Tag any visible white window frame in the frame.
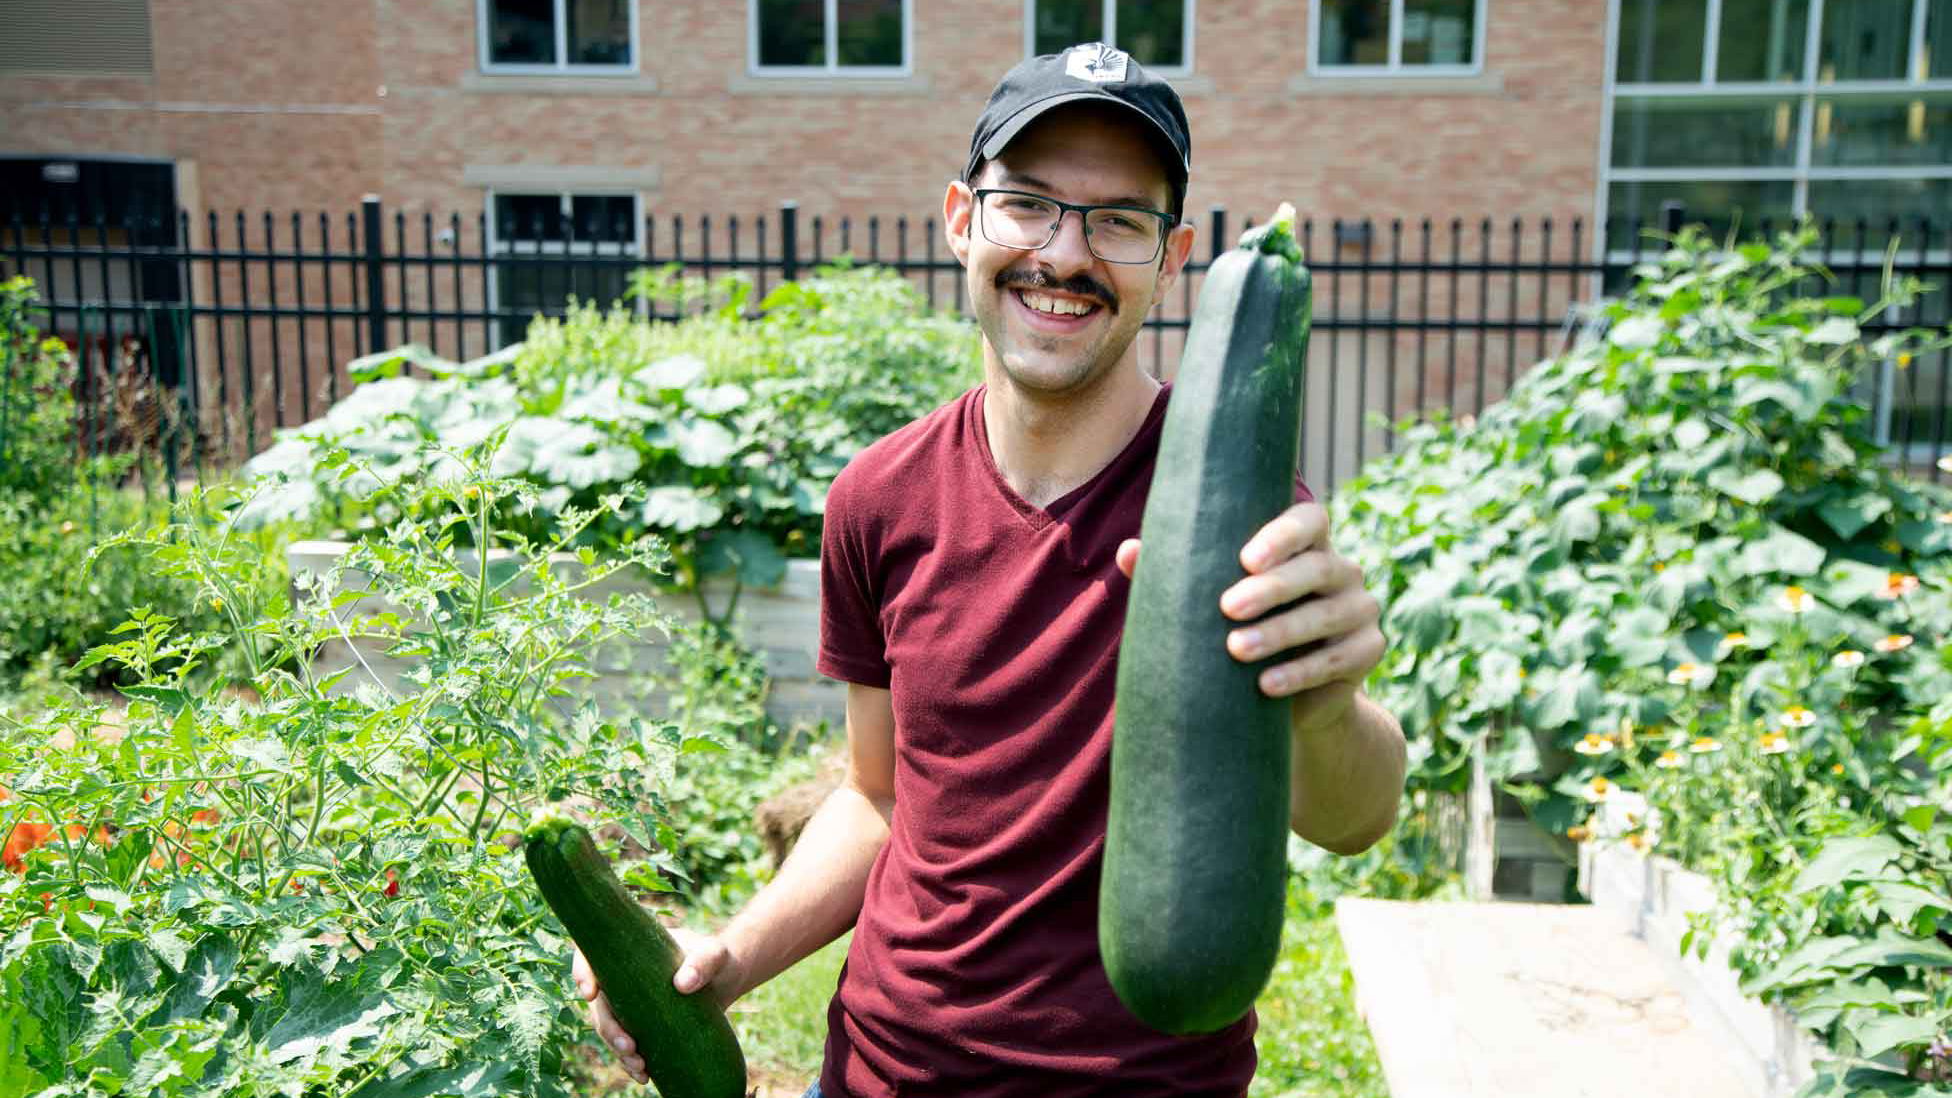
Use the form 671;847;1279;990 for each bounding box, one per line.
1020;0;1196;77
748;0;914;77
1308;0;1487;76
485;190;647;341
477;0;640;75
1596;0;1952;466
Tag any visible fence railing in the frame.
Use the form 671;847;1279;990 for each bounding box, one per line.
4;198;1949;500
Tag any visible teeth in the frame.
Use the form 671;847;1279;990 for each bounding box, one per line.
1021;291;1094;317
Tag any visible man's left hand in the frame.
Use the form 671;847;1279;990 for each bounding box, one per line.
1115;502;1384;735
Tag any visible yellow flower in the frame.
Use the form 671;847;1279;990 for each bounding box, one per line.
1781;706;1816;728
1575;732;1616;756
1877;573;1920;599
1583;776;1616;803
1689;737;1723;754
1667;663;1712;689
1626;832;1653;854
210;596;223;612
1832;650;1866;669
1760;730;1792;755
1566;825;1592;842
1831;763;1845;775
1897;353;1913;369
1655;750;1684;769
1652;561;1666;573
1721;631;1749;649
1778;586;1814;613
1874;634;1915;653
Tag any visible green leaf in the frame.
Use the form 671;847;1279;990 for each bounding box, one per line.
642;353;707;391
1708;467;1785;505
1792;835;1903;894
642;485;725;532
669;417;741;467
1862;879;1950;924
1846;1011;1939;1060
1603;606;1670;667
1825;927;1952;969
260;949;405;1067
1734;524;1826;578
1904;805;1939;834
349;1057;517;1098
1805;316;1860;344
683;383;751;415
149;933;240;1026
1816;493;1892;541
698;528;787;587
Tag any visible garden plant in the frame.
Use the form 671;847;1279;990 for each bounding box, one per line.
1333;224;1952;1093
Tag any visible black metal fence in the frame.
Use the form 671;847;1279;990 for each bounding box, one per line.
4;198;1948;499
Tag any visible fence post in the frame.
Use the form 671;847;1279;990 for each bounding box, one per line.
1659;200;1687;238
1209;206;1227;264
781;201;799;284
361;195;387;354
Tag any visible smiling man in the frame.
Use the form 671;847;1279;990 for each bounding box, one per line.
576;43;1408;1098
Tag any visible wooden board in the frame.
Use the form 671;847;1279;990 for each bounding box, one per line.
1334;898;1758;1098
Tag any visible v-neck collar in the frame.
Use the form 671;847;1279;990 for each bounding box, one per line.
969;382;1171;532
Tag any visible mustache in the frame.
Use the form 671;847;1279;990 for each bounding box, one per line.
996;268;1118;315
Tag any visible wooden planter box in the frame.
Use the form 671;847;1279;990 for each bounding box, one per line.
1577;797;1831;1098
286;540;843;729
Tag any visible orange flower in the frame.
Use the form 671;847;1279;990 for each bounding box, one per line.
1566;825;1592;842
1877;573;1920;599
4;819;54;873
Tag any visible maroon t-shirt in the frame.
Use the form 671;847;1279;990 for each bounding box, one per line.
814;383;1314;1098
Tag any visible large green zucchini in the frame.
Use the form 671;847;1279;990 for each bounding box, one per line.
524;816;747;1098
1100;204;1312;1036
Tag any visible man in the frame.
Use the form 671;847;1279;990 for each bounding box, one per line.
579;43;1407;1097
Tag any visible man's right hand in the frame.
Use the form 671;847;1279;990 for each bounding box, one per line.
572;929;740;1086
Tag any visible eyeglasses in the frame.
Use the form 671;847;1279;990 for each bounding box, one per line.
972;188;1175;265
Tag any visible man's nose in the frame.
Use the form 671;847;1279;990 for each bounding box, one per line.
1038;208;1096;273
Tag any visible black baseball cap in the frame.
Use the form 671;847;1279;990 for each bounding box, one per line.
964;42;1191;204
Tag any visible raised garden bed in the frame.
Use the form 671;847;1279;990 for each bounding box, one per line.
286;539;840;728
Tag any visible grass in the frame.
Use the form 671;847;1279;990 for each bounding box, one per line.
723;879;1388;1096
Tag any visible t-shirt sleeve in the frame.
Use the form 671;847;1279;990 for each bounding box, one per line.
816;463;893;688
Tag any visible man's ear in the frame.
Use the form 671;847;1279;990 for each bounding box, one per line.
944;180;975;268
1154;219;1197;298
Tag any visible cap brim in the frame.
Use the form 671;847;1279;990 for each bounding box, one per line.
977;91;1188;185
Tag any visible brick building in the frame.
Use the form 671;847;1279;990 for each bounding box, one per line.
3;1;1948;482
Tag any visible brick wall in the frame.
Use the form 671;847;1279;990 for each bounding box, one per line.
3;0;1609;231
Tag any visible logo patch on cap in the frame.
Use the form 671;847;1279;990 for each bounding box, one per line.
1063;42;1129;83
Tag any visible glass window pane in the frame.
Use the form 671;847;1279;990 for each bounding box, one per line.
1615;0;1707;83
566;0;630;65
1818;0;1910;81
1606;179;1796;249
1715;0;1809;82
837;0;902;66
1807;178;1952;249
758;0;824;66
1036;0;1103;55
496;194;565;243
1117;0;1186;67
1813;93;1952;167
569;195;636;243
1612;96;1800;167
1401;0;1476;66
1929;0;1951;78
1319;0;1389;66
488;0;556;65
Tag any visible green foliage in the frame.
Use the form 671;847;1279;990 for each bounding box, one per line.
0;276;88;503
1332;224;1952;1082
240;266;981;591
0;446;722;1097
1247;884;1391;1098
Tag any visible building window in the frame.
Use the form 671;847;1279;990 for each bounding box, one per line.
1607;0;1952;464
490;193;641;346
753;0;909;72
1311;0;1482;72
481;0;635;72
1029;1;1193;72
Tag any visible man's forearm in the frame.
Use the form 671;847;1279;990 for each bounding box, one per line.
719;782;891;1001
1289;691;1406;854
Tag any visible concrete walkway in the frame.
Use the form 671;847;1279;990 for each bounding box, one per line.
1335;899;1758;1098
